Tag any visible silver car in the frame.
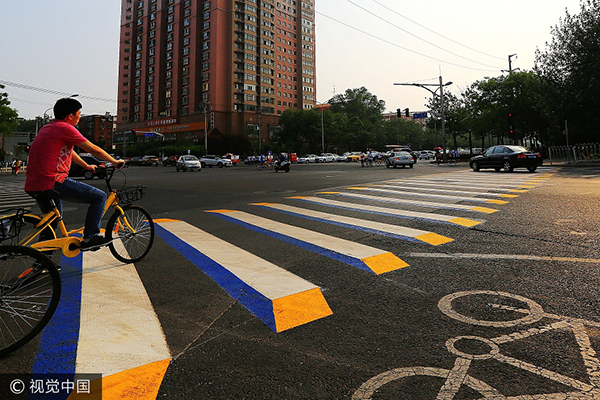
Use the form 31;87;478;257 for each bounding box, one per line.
176;155;202;172
385;151;415;168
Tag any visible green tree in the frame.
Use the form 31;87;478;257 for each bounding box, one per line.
0;85;19;159
535;0;600;144
328;87;386;150
275;108;324;154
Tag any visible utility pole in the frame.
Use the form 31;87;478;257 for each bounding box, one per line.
202;101;210;154
394;76;453;161
503;54;520;74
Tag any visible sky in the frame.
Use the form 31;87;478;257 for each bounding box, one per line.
0;0;583;120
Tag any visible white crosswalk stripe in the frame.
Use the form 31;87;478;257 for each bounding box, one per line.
0;182;36;209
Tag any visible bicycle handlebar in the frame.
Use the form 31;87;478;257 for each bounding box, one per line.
102;161;126;192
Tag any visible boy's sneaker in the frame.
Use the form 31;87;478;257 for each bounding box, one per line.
80;235;109;252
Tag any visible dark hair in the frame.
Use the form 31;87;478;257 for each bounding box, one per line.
53;98;82;120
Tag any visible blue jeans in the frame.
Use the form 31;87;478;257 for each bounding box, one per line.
33;178;107;239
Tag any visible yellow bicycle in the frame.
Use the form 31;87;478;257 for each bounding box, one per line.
13;166;154;264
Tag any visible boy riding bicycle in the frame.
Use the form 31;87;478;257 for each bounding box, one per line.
25;97;125;251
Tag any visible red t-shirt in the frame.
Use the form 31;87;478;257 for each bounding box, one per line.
25;120;87;191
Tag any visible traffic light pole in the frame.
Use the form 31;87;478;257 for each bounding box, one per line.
394;76;453;161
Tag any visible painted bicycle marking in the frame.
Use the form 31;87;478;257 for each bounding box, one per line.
353;290;600;399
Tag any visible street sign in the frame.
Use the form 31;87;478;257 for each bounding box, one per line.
413;112;428;119
144;133;155;137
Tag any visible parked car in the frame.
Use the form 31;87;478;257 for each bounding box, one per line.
385;151;415;168
69;155;112;179
344;152;362;162
128;156;141;166
200;155;233;168
298;154;318;163
469;145;543;172
319;153;336;163
222;153;240;165
139;155;159;166
419;150;435;160
176;155;202;172
163;155;180;166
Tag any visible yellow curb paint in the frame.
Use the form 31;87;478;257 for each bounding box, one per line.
517;185;535;188
205;209;237;213
248;203;274;206
485;199;509;204
347;187;367;190
152;218;180;223
273;288;333;332
414;233;453;246
286;196;309;199
498;194;518;198
509;189;528;193
361;252;409;274
470;207;499;214
67;359;171;400
448;217;482;228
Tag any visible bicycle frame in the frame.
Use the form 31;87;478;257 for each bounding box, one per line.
18;189;135;258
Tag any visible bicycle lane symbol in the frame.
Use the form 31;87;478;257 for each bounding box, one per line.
352;290;600;399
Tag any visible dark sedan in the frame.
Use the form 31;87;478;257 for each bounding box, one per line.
69;155;111;179
469;145;542;172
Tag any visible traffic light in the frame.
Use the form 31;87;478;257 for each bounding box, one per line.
25;145;30;153
405;108;410;118
508;113;514;135
396;108;401;118
29;132;36;142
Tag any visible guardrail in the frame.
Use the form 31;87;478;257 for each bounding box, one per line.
0;161;27;174
548;143;600;165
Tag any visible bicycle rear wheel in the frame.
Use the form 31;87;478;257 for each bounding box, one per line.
106;205;155;263
0;245;61;357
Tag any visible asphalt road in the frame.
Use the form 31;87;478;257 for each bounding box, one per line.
2;161;600;399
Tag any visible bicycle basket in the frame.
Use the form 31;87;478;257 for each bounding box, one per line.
116;185;146;204
0;208;28;242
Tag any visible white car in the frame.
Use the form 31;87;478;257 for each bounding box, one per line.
298;154;317;163
320;153;335;163
385;151;415;168
419;150;435;160
176;155;202;172
200;155;233;168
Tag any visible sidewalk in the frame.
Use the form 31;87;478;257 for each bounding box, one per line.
0;166;27;174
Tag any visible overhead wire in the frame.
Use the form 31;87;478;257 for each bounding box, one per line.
371;0;506;61
0;80;116;102
316;11;499;72
345;0;503;70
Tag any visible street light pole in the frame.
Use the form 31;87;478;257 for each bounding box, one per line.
316;101;325;154
202;101;210;154
394;77;452;161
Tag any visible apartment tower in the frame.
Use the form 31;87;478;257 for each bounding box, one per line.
116;0;316;148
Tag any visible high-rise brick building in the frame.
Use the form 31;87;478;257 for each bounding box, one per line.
116;0;316;150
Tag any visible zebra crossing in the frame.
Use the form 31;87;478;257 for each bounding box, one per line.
0;181;36;209
152;167;556;333
13;168;558;399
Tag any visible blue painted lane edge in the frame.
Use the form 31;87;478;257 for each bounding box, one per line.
154;223;277;331
211;212;376;274
31;253;83;380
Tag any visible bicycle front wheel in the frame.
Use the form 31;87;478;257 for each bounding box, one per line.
0;245;61;357
106;205;155;263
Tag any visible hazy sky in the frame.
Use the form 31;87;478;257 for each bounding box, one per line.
1;0;582;120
